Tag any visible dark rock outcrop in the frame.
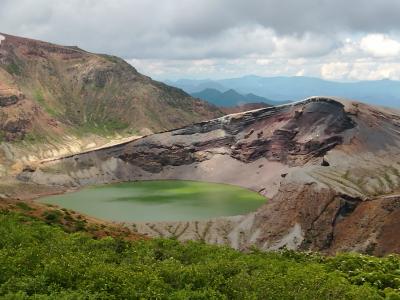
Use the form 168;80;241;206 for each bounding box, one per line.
0;94;20;107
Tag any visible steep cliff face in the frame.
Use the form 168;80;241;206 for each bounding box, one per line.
19;97;400;255
0;33;222;174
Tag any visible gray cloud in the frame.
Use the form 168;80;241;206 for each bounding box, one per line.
160;0;400;37
230;0;400;35
1;0;400;79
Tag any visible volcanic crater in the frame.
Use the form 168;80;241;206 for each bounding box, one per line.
19;97;400;256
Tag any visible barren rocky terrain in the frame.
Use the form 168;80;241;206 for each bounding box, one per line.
19;97;400;256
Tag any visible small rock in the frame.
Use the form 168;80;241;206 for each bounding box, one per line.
22;165;36;172
321;158;330;167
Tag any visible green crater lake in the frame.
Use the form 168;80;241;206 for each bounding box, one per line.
39;180;266;222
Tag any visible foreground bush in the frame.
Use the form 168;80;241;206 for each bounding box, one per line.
0;211;399;299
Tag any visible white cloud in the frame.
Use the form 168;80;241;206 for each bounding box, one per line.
348;62;400;80
360;34;400;57
319;59;400;81
321;62;350;80
256;59;271;65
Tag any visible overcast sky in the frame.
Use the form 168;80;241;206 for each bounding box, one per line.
1;0;400;81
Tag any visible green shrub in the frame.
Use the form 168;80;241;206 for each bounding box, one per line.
42;210;62;223
15;202;33;211
0;211;398;299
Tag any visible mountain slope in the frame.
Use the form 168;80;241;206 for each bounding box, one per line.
168;76;400;108
21;97;400;256
0;33;222;171
191;88;275;107
0;33;222;137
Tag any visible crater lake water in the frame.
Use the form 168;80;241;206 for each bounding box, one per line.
39;180;266;222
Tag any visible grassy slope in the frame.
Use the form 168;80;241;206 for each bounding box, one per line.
0;209;399;299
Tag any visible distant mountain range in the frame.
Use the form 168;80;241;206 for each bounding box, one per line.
191;88;284;107
166;76;400;108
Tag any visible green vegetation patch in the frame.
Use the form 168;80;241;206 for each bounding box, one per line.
76;119;129;137
0;211;399;299
33;89;58;117
5;62;22;76
42;209;63;223
101;54;123;64
15;202;33;211
0;130;5;143
23;132;47;143
33;89;45;104
103;119;129;131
